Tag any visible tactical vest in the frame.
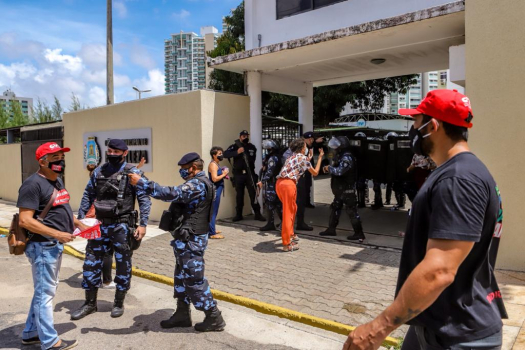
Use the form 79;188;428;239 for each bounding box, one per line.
94;163;136;218
263;153;282;184
331;151;357;195
181;175;215;235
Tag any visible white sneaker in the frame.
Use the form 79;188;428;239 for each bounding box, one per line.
102;281;116;289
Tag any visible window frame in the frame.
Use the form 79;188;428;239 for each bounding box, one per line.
276;0;348;20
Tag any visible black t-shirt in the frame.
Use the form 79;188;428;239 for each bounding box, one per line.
396;152;507;345
17;173;75;242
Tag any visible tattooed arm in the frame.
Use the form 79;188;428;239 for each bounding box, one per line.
342;239;474;350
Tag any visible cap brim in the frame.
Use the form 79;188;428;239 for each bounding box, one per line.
58;147;71;153
398;108;423;117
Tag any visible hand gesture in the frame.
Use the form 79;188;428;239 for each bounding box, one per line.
56;232;75;243
128;173;141;186
134;226;147;240
137;157;146;169
323;165;329;174
237;147;245;154
223;168;229;175
257;181;263;189
319;148;325;158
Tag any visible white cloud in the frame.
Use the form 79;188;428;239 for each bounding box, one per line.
172;9;190;20
44;48;83;74
0;62;38;83
88;86;106;106
78;43;123;70
133;69;165;97
114;1;128;19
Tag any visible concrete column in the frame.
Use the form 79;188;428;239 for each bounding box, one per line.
298;82;314;133
421;72;429;98
246;71;262;171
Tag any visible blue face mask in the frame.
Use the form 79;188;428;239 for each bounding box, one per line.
179;168;191;180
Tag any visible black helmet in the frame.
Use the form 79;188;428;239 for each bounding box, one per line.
262;139;280;150
354;132;367;139
328;136;351;150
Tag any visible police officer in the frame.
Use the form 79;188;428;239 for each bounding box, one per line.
128;152;226;332
257;139;282;231
224;130;265;222
319;136;365;242
72;139;151;320
354;132;370;208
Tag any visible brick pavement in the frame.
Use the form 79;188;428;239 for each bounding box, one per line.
132;223;409;339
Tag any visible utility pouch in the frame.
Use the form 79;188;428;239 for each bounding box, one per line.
159;210;173;232
128;211;141;251
172;228;191;243
94;200;119;218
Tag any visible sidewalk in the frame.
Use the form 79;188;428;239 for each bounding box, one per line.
2;199;525;348
0;239;348;350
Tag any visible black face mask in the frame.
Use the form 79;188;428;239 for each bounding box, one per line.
242;138;249;144
409;120;433;156
48;160;65;174
107;154;124;166
217;155;224;161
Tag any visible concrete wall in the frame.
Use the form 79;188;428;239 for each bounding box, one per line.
245;0;453;50
0;144;22;202
63;90;250;222
466;0;525;271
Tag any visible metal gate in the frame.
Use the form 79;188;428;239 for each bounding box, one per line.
21;125;64;182
262;116;303;153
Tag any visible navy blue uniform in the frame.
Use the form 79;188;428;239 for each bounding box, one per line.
326;152;364;236
78;162;151;292
137;171;216;311
260;154;281;213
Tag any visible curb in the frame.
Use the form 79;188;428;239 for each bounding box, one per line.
62;244;400;347
2;226;400;347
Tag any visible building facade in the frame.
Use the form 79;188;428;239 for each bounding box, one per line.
164;27;218;94
0;89;33;119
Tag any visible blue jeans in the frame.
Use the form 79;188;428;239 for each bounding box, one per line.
23;240;64;350
208;185;223;236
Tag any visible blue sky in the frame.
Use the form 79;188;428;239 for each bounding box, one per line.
0;0;241;109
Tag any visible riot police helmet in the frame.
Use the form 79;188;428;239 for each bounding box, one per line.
262;139;280;150
384;132;398;140
337;136;351;149
328;136;341;149
354;132;367;139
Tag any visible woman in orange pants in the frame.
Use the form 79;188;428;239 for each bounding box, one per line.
276;138;324;252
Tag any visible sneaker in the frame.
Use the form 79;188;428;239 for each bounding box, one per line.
22;336;40;345
102;281;116;289
49;339;78;350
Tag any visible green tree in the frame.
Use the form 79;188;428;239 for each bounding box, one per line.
69;92;86;111
9;100;29;127
207;1;245;94
33;98;53;123
0;102;9;129
209;0;417;126
52;96;63;120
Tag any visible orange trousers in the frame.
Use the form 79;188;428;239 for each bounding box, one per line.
276;178;297;246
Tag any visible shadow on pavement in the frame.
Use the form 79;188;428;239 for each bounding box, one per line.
0;322;77;350
55;299;115;315
79;309;196;335
252;238;285;254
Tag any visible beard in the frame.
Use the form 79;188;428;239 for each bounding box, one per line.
421;137;434;157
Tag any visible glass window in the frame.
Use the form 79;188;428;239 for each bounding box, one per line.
277;0;312;19
314;0;346;9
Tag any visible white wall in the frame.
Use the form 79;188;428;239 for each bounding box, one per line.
245;0;454;50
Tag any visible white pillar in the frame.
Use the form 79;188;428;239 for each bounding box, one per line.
299;83;314;133
246;71;263;171
421;72;429;98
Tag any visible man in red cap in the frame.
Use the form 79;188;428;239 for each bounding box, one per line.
343;90;507;350
17;142;87;350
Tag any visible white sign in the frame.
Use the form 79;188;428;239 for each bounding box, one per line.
83;128;153;172
357;119;366;127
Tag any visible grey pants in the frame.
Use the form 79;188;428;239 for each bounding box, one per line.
401;326;502;350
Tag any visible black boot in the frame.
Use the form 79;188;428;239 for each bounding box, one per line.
254;212;266;222
232;211;243;222
110;290;126;318
71;290;98;320
295;216;313;231
319;207;339;236
160;299;192;328
260;211;276;231
347;232;366;243
194;306;226;332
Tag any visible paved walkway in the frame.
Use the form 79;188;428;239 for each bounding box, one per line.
2;198;525;348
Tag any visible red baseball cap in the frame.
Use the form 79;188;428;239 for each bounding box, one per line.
399;89;473;128
35;142;71;160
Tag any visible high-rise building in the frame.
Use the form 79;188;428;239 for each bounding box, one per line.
388;72;440;114
0;89;33;119
164;26;219;94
